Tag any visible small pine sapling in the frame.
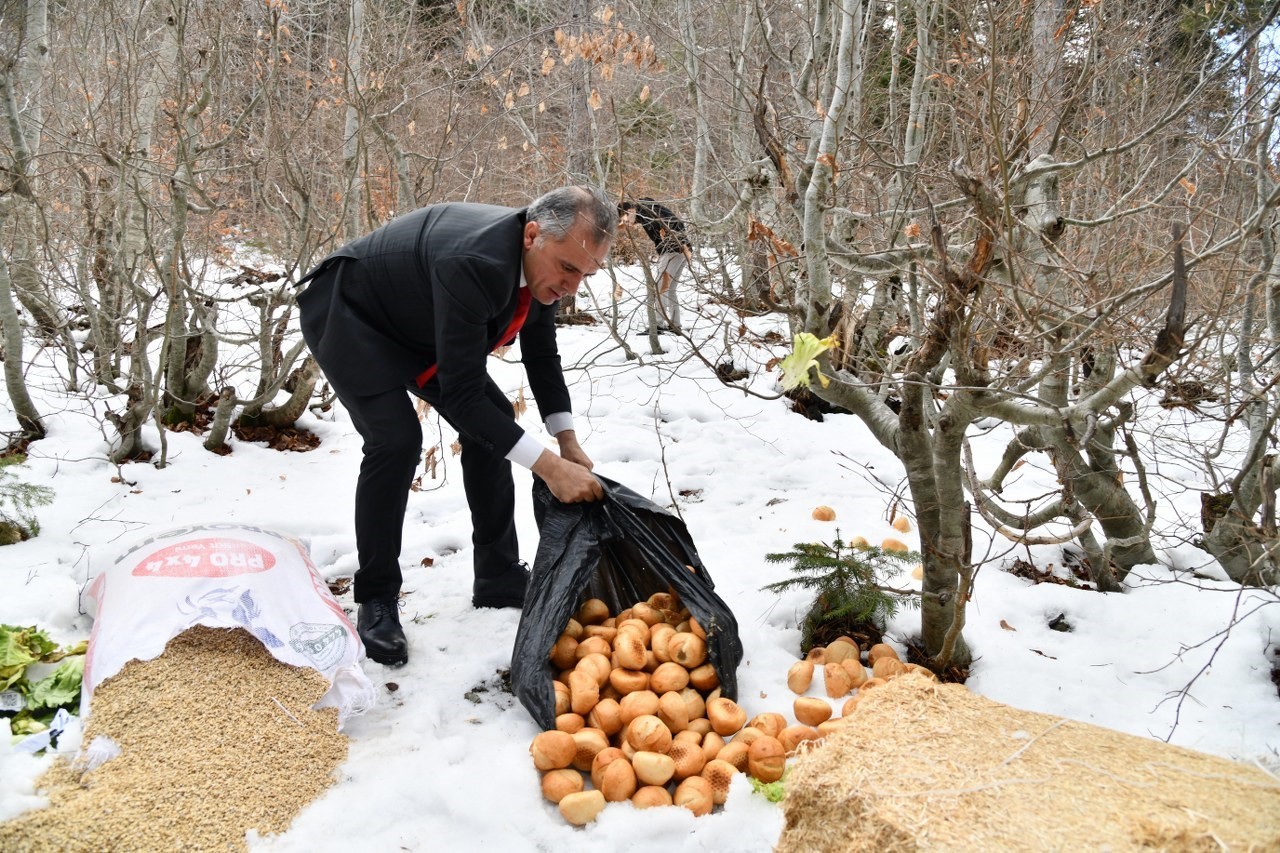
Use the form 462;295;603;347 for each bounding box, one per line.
0;455;54;544
761;531;920;650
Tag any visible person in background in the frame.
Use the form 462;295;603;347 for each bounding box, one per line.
619;198;692;332
296;186;614;666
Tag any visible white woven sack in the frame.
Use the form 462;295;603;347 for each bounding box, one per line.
82;522;375;727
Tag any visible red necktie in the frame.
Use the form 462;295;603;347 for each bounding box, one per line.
498;285;533;348
416;286;532;388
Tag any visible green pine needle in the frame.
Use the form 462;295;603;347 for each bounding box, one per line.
761;530;920;641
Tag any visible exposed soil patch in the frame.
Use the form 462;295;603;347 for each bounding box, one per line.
231;422;321;452
464;667;516;709
784;387;851;422
804;617;885;656
1007;557;1091;588
903;637;969;685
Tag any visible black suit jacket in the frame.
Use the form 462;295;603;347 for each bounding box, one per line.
297;203;572;458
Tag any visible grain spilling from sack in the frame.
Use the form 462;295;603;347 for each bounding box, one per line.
777;675;1280;852
0;626;348;852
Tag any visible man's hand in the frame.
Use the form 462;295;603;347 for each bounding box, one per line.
532;446;603;503
556;430;593;470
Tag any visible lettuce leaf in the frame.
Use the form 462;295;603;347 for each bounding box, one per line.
0;625;61;691
10;712;48;736
29;655;85;711
0;624;86;743
749;772;788;803
778;333;838;391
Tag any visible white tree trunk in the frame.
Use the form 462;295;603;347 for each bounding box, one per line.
343;0;366;239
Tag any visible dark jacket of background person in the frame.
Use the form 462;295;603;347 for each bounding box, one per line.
628;198;691;256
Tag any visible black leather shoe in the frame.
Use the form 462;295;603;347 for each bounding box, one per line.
473;562;530;609
357;597;408;666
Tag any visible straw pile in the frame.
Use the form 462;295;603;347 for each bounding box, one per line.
777;674;1280;852
0;626;347;852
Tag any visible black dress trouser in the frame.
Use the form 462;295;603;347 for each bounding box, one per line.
328;376;519;604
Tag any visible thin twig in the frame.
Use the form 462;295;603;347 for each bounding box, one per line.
271;697;304;727
1001;718;1070;765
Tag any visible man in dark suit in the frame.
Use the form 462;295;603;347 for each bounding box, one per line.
297;186;614;665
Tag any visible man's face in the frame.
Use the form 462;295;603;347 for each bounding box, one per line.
522;219;610;305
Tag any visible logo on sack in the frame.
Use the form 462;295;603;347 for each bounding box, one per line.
289;622;347;670
132;538;277;577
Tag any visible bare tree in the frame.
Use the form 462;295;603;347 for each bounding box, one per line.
0;0;60;446
1197;30;1280;586
341;0;367;240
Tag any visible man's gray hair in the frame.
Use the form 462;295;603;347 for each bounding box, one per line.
528;185;617;244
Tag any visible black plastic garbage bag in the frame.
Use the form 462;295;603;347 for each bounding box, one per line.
511;476;744;731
